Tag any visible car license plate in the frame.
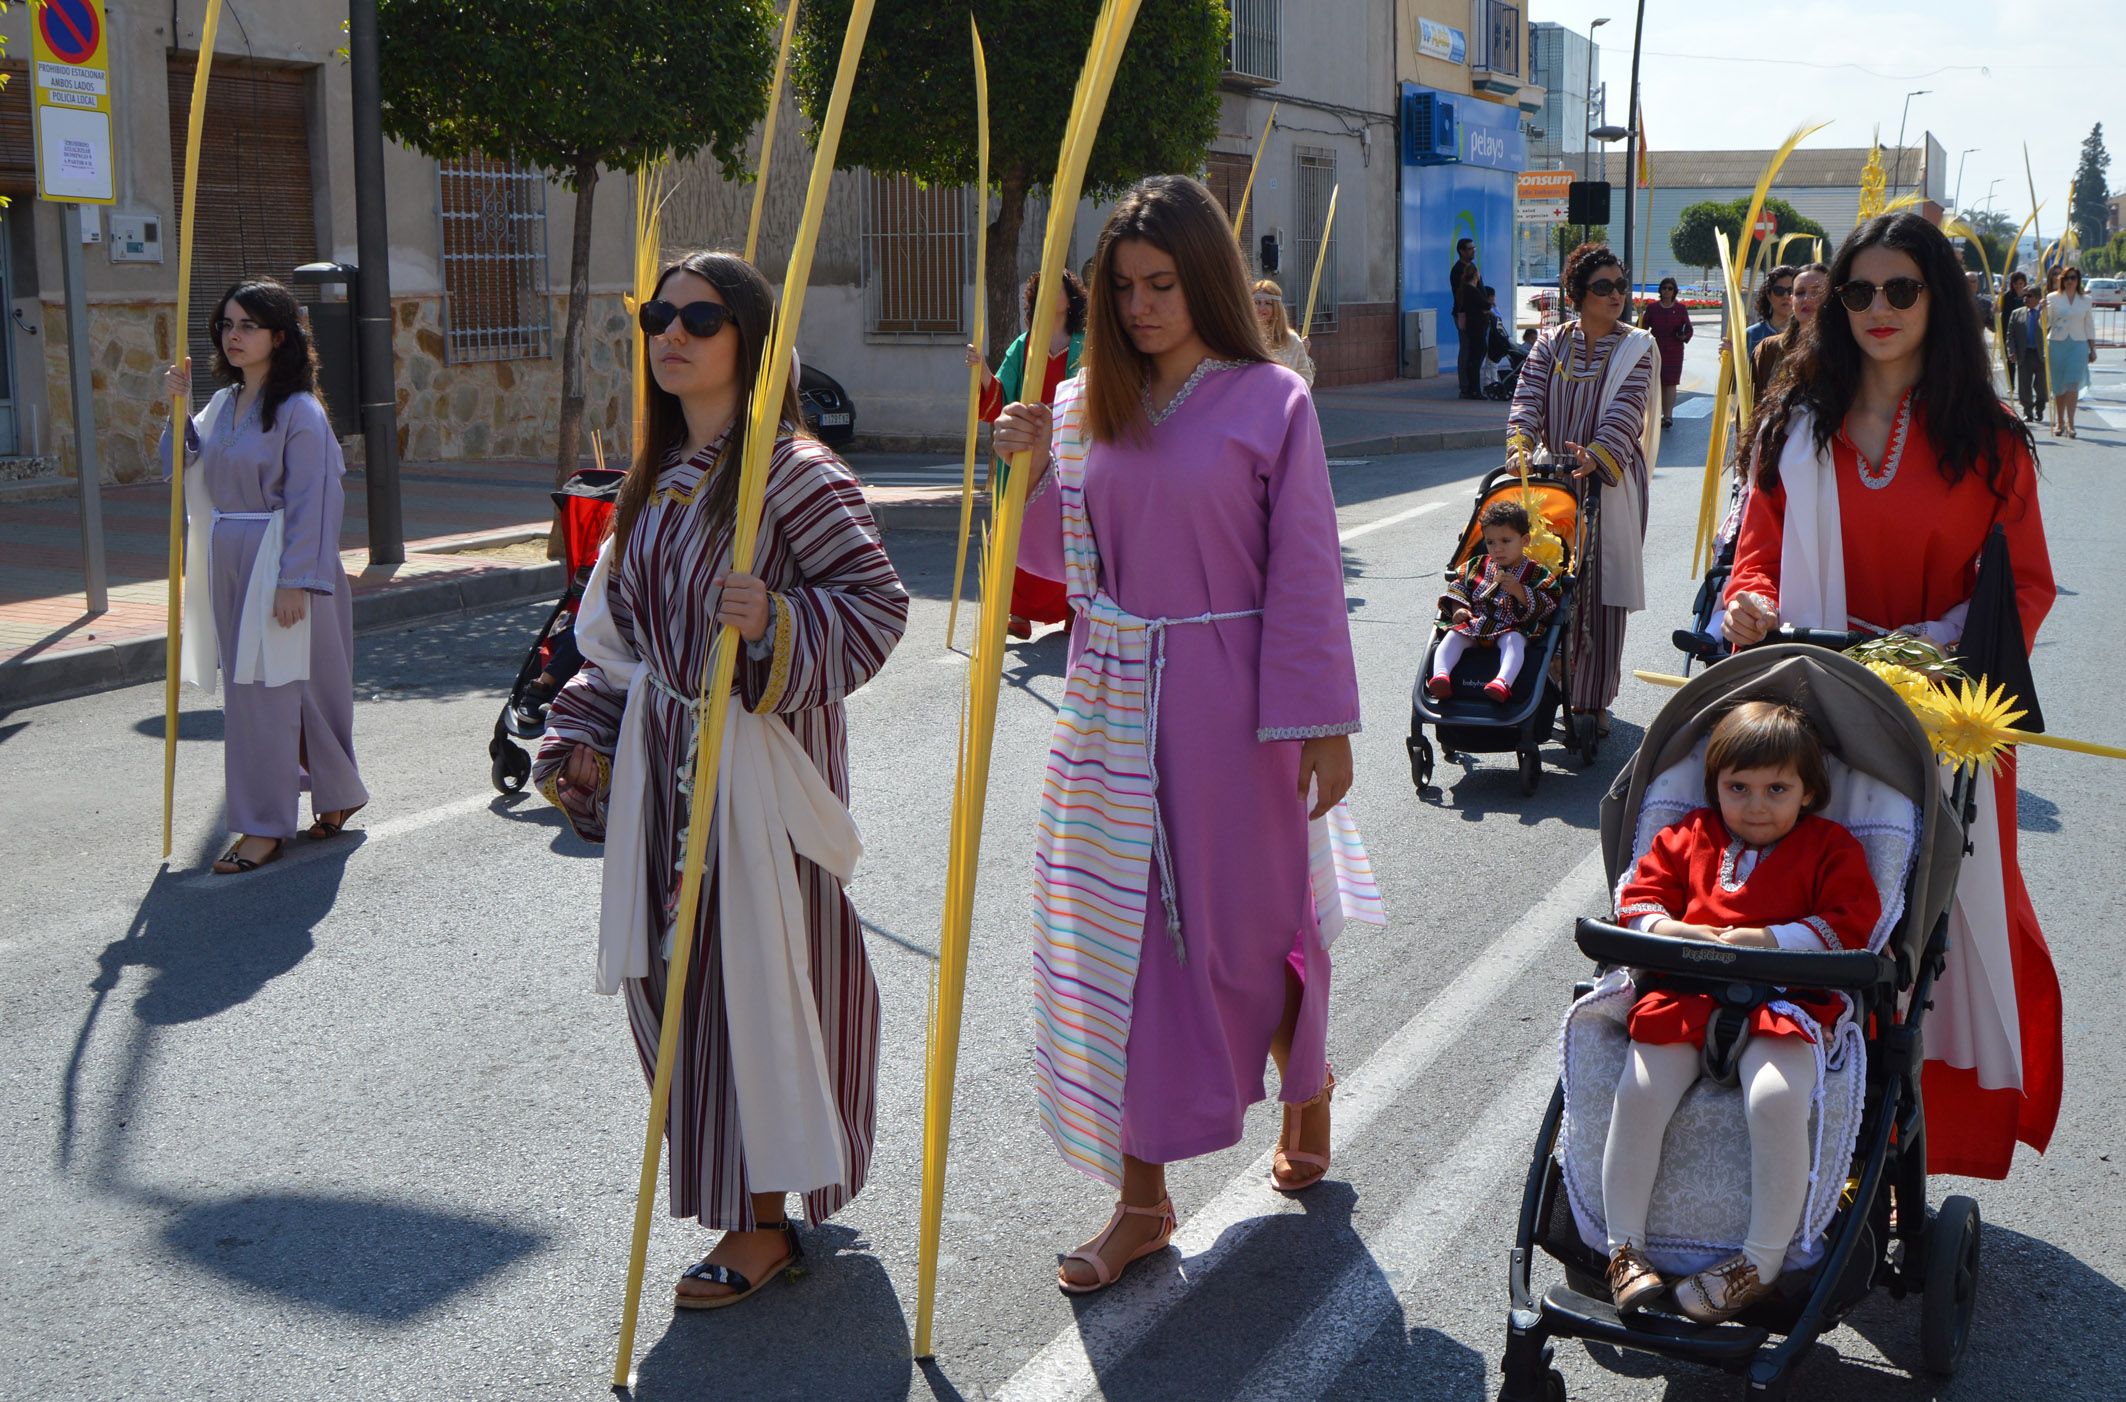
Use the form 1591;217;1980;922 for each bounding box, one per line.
819;412;851;427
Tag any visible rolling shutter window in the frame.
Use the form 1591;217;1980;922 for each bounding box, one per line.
166;57;319;375
0;65;33;196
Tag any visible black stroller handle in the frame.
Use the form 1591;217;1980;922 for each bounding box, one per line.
1757;624;1865;652
1575;918;1894;992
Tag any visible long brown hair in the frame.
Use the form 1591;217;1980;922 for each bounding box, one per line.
607;251;804;560
209;278;325;433
1083;175;1267;442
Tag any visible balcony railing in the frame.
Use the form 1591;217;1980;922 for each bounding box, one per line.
1225;0;1280;85
1472;1;1520;78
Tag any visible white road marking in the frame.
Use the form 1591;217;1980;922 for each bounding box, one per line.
1338;499;1449;543
1670;395;1716;420
992;849;1607;1402
1231;1056;1559;1400
177;791;506;889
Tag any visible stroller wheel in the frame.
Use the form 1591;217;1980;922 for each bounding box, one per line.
1498;1368;1567;1402
1577;725;1599;768
1408;734;1435;789
1518;745;1540;796
492;743;533;796
1920;1195;1982;1376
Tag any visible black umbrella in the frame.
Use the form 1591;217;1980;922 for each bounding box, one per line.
1955;524;2045;735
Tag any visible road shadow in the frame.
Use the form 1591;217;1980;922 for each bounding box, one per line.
132;706;226;742
624;1222;910;1401
159;1191;545;1323
2016;787;2062;834
486;790;601;858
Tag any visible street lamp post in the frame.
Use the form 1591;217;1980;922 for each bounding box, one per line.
1580;17;1610;247
1890;89;1931;201
1983;177;2003;214
1619;0;1648;318
1954;147;1978;211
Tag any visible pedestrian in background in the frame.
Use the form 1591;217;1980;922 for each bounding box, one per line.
1508;242;1659;735
1967;271;1995;330
1745;264;1798;358
1752;262;1830;403
994;174;1378;1294
2009;285;2049;422
159;278;367;875
1452;237;1487;398
2045;265;2096;438
1252;278;1316;386
967;270;1087;638
1641;277;1693;428
535;251;908;1310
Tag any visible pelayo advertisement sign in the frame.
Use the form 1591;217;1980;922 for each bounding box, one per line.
1454;98;1525;174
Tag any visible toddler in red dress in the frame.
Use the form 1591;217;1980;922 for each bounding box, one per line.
1426;501;1561;704
1600;700;1881;1324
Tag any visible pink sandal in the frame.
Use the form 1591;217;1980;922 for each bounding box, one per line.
1271;1067;1337;1192
1057;1196;1176;1294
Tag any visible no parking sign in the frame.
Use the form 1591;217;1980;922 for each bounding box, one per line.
32;0;116;203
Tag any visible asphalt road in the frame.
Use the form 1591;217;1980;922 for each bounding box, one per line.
3;369;2121;1402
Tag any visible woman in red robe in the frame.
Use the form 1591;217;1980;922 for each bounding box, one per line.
1725;212;2058;1180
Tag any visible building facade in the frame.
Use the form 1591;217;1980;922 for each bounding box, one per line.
1519;20;1602;284
1394;1;1540;379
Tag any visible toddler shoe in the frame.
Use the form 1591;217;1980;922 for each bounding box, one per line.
1606;1243;1665;1315
1673;1252;1774;1323
1483;678;1513;703
1425;673;1454;700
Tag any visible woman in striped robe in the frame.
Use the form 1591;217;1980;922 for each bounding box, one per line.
534;252;907;1308
1508;242;1658;729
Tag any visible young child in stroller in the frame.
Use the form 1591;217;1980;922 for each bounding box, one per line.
1602;700;1881;1324
1426;501;1562;704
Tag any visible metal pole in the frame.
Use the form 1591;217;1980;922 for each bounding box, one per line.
60;204;108;614
1620;0;1646;318
1955;147;1976;211
348;0;404;565
1890;89;1929;201
1580;35;1597;246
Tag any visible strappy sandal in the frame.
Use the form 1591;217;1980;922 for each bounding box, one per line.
211;838;283;875
1271;1066;1337;1192
304;804;367;841
1057;1196;1175;1295
674;1219;803;1310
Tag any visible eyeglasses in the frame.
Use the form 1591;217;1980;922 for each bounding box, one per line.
1835;277;1927;312
1768;284;1794;298
1583;277;1628;298
214;318;264;335
638;299;733;338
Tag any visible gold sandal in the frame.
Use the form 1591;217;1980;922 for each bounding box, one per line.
1271;1066;1336;1192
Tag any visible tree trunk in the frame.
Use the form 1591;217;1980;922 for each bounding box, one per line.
983;168;1031;367
555;156;599;487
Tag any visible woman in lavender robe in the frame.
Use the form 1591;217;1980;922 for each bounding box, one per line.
533;253;907;1308
160;279;366;873
995;176;1368;1292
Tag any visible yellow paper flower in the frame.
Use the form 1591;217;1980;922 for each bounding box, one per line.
1925;678;2027;774
1863;660;1948;725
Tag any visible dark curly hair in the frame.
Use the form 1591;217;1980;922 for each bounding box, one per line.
1753;264;1800;323
1021;269;1088;337
208;279;324;433
1752;212;2033;497
1480;500;1531;534
1561;242;1624;310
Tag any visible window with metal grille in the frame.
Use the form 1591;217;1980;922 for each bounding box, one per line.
1473;2;1521;77
1225;0;1280;84
1294;146;1339;333
437;156;551;363
860;173;973;339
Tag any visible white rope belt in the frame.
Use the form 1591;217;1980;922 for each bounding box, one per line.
212;510;276;522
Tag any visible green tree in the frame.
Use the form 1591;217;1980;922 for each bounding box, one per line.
378;0;778;480
791;1;1225;356
1552;224;1608;266
1669;197;1829;281
2072;123;2112;253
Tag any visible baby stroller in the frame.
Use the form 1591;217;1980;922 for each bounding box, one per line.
1480;313;1528;402
1499;640;1984;1401
1407;463;1599;797
488;465;625;794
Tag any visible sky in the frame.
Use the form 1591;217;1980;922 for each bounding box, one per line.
1532;0;2111;231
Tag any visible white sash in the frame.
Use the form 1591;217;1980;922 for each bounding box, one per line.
573;540;859;1191
178;388;312;690
1590;326;1660;613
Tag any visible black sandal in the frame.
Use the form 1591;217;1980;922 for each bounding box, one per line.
673;1219;803;1310
212;838;284;875
305;804;366;841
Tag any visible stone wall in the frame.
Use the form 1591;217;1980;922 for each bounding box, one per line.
43;292;639;483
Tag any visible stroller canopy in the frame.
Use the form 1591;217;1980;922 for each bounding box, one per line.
1598;645;1965;975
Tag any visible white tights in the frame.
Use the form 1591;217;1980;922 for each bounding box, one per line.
1601;1035;1818;1282
1433;629;1526;686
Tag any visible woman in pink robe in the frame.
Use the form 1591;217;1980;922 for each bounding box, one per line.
996;176;1364;1293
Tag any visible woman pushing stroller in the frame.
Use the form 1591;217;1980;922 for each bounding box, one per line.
1601;700;1880;1323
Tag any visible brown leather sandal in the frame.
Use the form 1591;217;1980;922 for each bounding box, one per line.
304;804;367;840
1271;1066;1337;1192
212;838;284;875
1057;1196;1175;1294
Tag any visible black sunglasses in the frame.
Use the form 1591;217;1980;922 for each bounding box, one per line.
1835;278;1926;312
638;299;733;338
1583;277;1629;298
1768;283;1794;298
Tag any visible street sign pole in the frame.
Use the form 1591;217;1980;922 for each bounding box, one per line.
348;0;404;565
59;202;107;614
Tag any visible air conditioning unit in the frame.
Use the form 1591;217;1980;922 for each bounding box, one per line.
1403;92;1459;166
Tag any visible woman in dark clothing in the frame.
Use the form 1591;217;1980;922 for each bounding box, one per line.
1641;277;1693;428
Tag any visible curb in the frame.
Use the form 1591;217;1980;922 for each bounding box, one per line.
1324;426;1507;456
0;559;564;712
